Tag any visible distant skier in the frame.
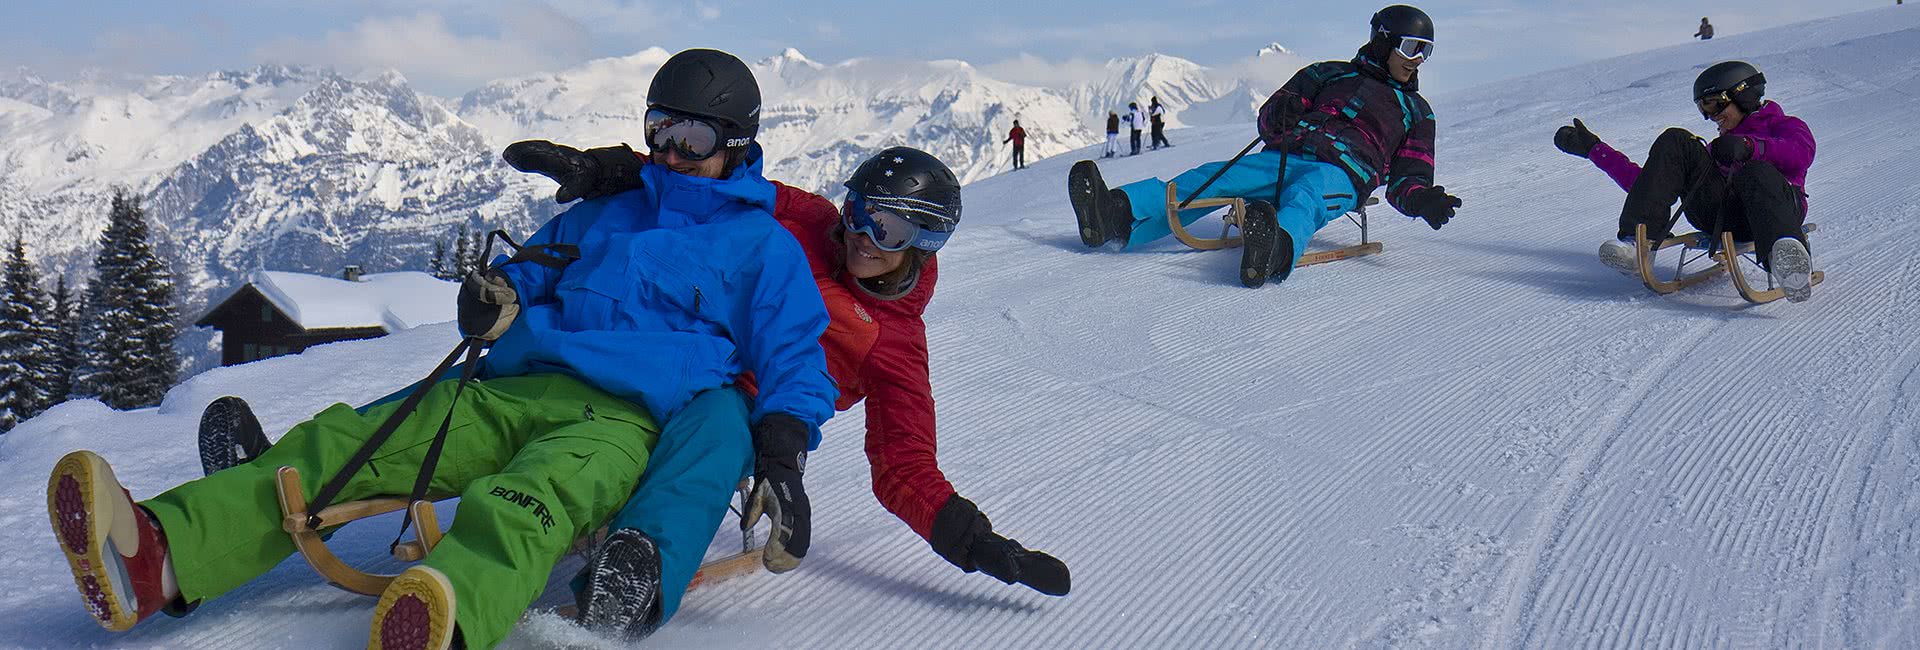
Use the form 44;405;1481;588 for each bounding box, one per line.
1149;96;1173;149
1555;60;1817;302
1104;111;1120;158
1005;120;1028;170
1124;102;1145;155
1069;4;1459;288
43;47;836;650
1695;17;1715;40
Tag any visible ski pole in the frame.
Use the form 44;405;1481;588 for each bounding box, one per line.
1177;135;1265;210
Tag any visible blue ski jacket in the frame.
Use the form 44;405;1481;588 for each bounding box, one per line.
484;146;838;441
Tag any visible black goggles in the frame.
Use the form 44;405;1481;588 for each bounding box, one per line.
1393;36;1434;61
841;192;952;253
1697;94;1732;118
645;108;727;161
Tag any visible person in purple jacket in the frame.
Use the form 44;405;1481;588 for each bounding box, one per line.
1555;60;1818;302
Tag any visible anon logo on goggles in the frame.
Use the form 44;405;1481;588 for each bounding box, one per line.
841;191;953;253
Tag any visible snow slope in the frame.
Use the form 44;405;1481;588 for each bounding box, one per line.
4;6;1920;648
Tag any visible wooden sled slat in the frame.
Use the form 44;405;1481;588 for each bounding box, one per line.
276;466;400;596
1164;181;1382;260
687;547;766;591
1634;224;1726;294
1165;182;1245;250
1296;242;1383;268
1720;230;1825;304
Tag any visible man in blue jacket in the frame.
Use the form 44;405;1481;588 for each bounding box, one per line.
44;48;834;650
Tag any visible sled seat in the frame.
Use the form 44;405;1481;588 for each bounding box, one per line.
1163;181;1383;267
275;466;763;597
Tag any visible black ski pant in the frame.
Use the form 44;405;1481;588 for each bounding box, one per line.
1011;145;1025;169
1151;123;1171;148
1130;129;1142;155
1618;128;1807;268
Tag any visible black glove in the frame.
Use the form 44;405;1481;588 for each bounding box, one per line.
456;269;519;341
1403;185;1463;230
746;414;811;573
930;494;1071;596
1709;135;1753;165
501;140;646;203
1553;118;1600;158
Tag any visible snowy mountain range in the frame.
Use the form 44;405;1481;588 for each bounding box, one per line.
0;47;1292;370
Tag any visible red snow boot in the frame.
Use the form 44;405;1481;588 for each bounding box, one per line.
46;450;176;631
371;565;459;650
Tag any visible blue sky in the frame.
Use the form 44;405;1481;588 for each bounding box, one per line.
0;1;1885;95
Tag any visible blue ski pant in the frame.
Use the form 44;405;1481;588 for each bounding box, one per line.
603;387;754;622
1115;151;1360;260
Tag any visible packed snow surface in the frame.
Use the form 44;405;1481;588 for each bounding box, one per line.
3;7;1919;648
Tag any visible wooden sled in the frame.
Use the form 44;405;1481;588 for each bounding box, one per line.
1630;223;1822;303
1163;181;1383;267
276;466;764;597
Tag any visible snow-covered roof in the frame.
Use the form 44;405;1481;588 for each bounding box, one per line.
240;270;457;332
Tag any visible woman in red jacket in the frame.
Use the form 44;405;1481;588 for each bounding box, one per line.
500;143;1070;637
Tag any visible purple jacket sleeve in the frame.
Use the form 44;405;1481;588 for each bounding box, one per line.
1750;115;1815;181
1588;140;1642;192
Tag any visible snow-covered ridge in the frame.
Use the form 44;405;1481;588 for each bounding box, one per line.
1;47;1265;373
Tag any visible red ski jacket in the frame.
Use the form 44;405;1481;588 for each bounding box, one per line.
771;183;954;540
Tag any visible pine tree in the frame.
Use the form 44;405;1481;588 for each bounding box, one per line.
84;190;179;410
43;276;79;408
0;235;52;431
467;226;489;271
449;223;473;278
428;238;453;280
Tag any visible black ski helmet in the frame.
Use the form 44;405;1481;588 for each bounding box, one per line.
647;49;761;159
843;147;962;237
1694;61;1766;112
1370;5;1435;47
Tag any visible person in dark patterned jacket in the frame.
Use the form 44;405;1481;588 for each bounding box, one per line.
1069;5;1463;288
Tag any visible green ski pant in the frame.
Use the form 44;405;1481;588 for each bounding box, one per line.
141;373;659;649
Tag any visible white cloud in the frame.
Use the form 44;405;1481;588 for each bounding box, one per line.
979;54;1108;89
251;10;591;95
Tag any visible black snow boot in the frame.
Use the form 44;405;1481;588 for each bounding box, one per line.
198;396;271;476
576;529;665;640
1238;200;1296;288
930;494;1071;596
1068;161;1134;248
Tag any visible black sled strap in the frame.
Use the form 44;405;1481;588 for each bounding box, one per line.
388;339;487;554
304;337;478;527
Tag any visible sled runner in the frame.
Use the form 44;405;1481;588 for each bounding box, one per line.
1719;229;1825;304
1163;181;1383;267
276;469;765;596
1630;222;1822;302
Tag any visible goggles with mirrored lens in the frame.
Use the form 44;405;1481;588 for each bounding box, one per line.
841;192;953;253
1697;93;1732;118
1393;36;1434;61
645;108;725;161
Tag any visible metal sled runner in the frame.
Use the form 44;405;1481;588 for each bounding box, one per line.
1163;181;1384;266
1631;222;1824;304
